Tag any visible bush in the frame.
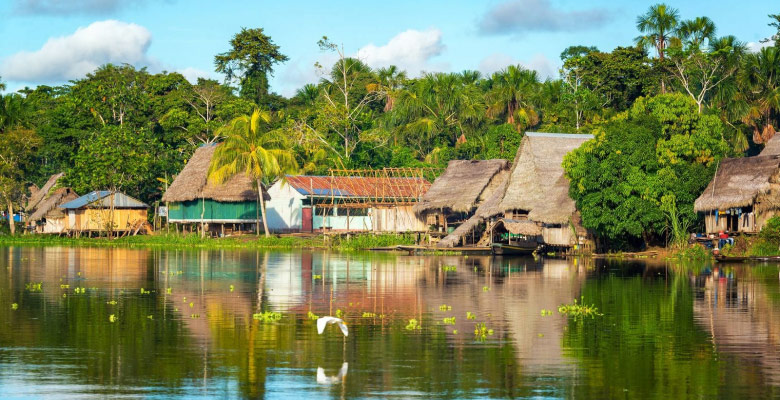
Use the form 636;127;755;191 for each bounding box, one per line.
759;216;780;244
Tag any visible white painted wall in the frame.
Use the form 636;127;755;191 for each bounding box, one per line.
266;181;306;232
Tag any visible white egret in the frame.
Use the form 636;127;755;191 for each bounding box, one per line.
317;316;348;336
316;362;348;384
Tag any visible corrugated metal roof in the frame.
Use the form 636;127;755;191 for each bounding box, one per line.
59;191;149;209
284;175;430;199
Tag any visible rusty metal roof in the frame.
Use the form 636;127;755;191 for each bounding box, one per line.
284;175;431;200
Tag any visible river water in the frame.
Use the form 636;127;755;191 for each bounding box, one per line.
0;246;779;399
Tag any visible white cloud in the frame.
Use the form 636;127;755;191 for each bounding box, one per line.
479;0;611;35
176;67;214;84
0;20;153;82
747;40;772;53
478;53;558;80
356;29;446;76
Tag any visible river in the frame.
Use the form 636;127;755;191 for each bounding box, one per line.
0;246;778;399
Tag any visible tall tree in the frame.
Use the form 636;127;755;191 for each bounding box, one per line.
636;3;679;93
737;46;780;144
485;65;540;132
209;109;297;237
215;28;288;107
763;13;780;48
676;17;717;51
0;94;39;235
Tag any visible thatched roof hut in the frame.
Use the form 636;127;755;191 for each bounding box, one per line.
29;187;79;222
414;159;508;215
694;155;780;213
494;219;542;236
26;172;64;211
527;175;576;225
761;134;780;156
162;144;267;203
499;133;592;214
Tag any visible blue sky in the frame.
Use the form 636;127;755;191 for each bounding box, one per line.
0;0;777;97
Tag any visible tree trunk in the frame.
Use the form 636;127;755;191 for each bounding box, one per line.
7;200;15;236
257;179;270;238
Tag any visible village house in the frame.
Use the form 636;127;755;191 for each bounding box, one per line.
162;144;267;236
266;174;430;233
24;173;80;234
413;159;509;244
60;191;149;235
434;132;593;248
694;144;780;234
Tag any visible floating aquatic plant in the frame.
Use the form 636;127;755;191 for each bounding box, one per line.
11;303;18;310
540;309;553;316
229;285;234;292
443;317;456;325
439;304;452;311
453;329;458;334
482;286;490;292
308;311;319;320
109;314;117;323
405;319;421;330
189;302;194;308
474;322;494;341
25;282;42;292
313;274;322;280
140;288;150;294
73;287;85;294
60;284;70;289
362;312;376;318
106;300;117;305
466;311;476;320
335;309;343;318
166;288;172;294
253;311;282;322
442;265;457;272
558;297;603;319
147;315;153;320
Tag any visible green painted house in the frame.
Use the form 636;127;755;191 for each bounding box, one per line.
162;144;268;234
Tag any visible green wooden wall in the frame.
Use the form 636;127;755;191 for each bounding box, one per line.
168;199;258;222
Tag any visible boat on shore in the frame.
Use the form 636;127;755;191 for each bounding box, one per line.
714;254;780;262
490;243;536;255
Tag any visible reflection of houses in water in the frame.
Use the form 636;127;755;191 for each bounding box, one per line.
692;266;780;385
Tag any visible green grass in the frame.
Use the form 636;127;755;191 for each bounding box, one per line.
0;232;417;251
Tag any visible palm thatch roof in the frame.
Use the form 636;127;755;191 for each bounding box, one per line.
694;155;780;212
26;172;64;211
162;144;267;203
499;133;592;213
761;134;780;156
527;175;576;224
29;188;79;221
493;219;542;236
414;159;509;215
436;170;510;247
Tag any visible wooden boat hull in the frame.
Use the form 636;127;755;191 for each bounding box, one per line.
491;244;535;255
715;254;780;263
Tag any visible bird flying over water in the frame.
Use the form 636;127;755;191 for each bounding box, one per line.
317;316;348;336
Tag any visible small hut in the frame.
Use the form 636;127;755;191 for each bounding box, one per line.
694;155;780;234
527;175;590;249
162;144;268;235
414;159;509;237
26;173;64;213
267;175;430;233
29;187;79;233
499;132;593;220
60;191;149;235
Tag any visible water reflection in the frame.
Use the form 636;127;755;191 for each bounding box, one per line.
1;246;779;398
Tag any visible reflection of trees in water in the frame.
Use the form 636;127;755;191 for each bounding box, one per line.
692;265;780;386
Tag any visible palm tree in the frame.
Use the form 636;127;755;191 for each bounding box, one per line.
391;72;484;157
367;65;407;112
485;65;540;132
737;47;780;144
676;17;716;51
293;83;320;107
635;3;679;59
209;109;297;237
636;3;679;93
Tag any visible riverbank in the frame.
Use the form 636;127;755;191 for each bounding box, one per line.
0;232;417;251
